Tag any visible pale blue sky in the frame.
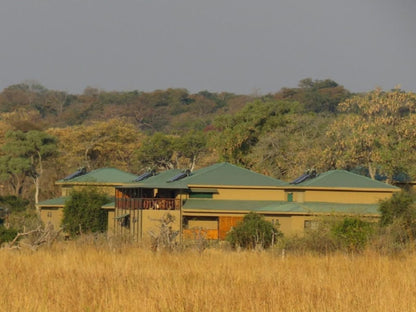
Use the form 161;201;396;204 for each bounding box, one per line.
1;0;415;94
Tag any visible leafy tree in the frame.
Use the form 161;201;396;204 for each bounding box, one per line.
48;118;142;173
137;132;175;170
0;109;44;132
174;130;208;171
62;188;110;237
275;78;351;113
248;113;333;179
0;81;47;113
379;191;416;246
379;191;416;227
0;195;29;213
212;99;299;165
324;88;416;180
0;155;31;197
0;130;57;206
0;227;18;244
331;217;374;252
226;212;282;249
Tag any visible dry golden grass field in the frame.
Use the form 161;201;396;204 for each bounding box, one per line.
0;241;415;312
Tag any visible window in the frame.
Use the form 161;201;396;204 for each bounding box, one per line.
271;219;280;226
115;213;130;229
287;192;293;202
121;215;130;229
47;212;52;218
304;220;319;230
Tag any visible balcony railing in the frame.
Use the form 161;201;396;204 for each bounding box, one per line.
116;198;181;210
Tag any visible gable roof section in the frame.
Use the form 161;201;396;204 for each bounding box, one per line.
296;170;399;190
184;162;288;187
121;169;187;189
119;163;287;189
57;168;138;184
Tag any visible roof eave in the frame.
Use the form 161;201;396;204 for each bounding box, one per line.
286;186;400;192
187;184;288;189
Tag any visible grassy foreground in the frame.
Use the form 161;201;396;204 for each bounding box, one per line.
0;242;415;312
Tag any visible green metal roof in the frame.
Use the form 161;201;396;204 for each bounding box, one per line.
184;162;288;187
182;199;380;215
120;163;287;190
57;168;138;184
37;196;68;207
102;201;115;209
296;170;399;189
121;169;187;189
37;196;115;209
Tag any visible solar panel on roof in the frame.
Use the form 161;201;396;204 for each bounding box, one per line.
167;169;191;182
63;167;87;181
133;170;156;182
290;169;317;184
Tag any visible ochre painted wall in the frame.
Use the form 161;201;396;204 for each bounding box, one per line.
264;215;296;235
187;219;218;229
213;188;286;201
107;210;115;232
303;190;395;204
141;210;181;239
40;207;64;230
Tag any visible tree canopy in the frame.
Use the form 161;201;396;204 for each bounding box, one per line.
0;79;414;206
324;88;416;180
62;188;110;236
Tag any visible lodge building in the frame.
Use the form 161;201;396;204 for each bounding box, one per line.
37;162;400;240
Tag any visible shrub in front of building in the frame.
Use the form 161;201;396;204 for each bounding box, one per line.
62;188;110;237
226;212;282;250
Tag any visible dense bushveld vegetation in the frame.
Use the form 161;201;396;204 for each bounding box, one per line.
0;78;414;207
0;79;415;249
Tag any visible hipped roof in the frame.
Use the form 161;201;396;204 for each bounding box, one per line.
56;168;138;184
120;162;288;189
294;170;399;190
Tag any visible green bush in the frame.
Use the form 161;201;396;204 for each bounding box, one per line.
280;218;337;254
226;212;282;250
0;195;29;213
378;191;416;246
7;208;42;232
0;226;18;244
331;217;374;252
280;217;374;254
379;191;416;226
62;188;110;237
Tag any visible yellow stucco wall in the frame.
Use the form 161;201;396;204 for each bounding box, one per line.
107;210;115;232
61;187;71;196
303;190;394;204
40;207;64;230
264;215;297;235
187;218;218;230
213;188;286;201
141;210;181;238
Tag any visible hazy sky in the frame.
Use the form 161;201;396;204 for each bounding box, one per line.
1;0;415;95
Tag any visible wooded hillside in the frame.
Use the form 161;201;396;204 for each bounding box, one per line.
0;79;414;205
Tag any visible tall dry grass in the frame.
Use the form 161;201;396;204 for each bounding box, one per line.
0;242;415;312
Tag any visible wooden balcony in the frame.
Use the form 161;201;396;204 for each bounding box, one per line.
116;198;181;210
